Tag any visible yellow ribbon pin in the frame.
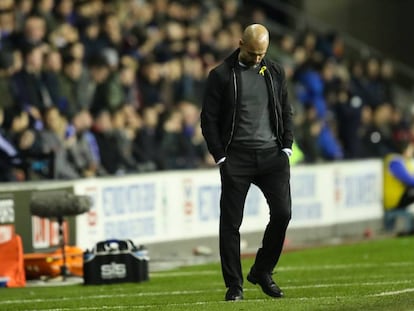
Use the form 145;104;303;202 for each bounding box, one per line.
259;65;267;76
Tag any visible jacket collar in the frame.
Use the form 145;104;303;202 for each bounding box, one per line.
224;48;240;68
224;48;268;69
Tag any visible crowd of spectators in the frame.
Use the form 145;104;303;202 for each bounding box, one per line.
0;0;412;182
277;31;414;163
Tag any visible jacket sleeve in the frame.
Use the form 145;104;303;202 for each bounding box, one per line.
278;65;294;149
200;69;226;162
389;158;414;187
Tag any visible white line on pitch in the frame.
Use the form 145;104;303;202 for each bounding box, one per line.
2;280;413;307
26;289;414;311
371;288;414;297
149;261;414;277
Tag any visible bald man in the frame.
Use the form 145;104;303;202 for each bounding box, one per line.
201;24;293;301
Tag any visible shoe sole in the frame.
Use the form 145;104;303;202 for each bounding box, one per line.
247;273;284;298
225;288;244;301
225;296;243;301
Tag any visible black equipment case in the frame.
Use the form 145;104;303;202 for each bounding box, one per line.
83;239;149;285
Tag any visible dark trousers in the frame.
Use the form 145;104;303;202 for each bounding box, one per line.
384;187;414;233
219;146;291;288
398;187;414;208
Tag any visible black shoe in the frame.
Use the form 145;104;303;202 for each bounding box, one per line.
225;286;243;301
247;269;284;298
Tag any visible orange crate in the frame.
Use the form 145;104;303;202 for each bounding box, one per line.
24;246;83;279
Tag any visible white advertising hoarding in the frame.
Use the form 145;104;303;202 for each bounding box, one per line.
75;160;383;249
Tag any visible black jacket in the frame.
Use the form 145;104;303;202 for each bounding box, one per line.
200;49;294;162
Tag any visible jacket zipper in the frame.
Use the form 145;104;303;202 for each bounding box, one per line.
267;69;282;146
224;69;237;153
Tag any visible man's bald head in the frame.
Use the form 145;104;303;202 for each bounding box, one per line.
239;24;269;67
241;24;269;46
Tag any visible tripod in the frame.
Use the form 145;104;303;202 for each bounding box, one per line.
57;215;68;280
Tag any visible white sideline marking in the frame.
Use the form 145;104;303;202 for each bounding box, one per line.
26;288;414;311
2;261;413;310
371;288;414;297
284;279;413;289
149;261;414;278
277;261;414;271
30;301;267;311
2;280;413;307
151;270;217;277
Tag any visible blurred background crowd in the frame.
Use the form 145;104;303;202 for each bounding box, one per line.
0;0;413;181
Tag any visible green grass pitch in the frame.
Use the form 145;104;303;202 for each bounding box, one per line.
1;236;413;311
